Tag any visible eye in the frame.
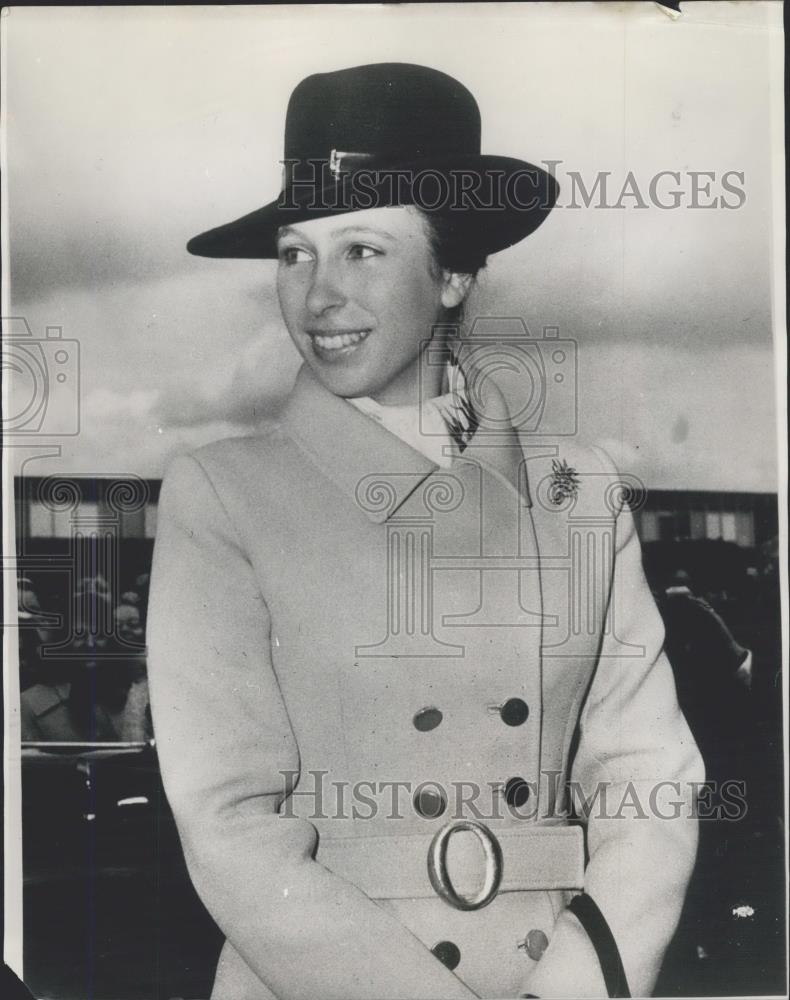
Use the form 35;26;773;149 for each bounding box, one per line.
278;245;313;265
346;244;380;260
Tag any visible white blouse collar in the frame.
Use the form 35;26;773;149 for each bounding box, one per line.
347;394;456;468
347;359;473;469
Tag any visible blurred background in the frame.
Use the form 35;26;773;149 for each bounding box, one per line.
3;3;785;999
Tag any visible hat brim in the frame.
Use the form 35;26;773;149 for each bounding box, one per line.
186;155;558;260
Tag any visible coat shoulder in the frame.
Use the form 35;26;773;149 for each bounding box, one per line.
158;424;323;554
162;423;303;498
190;422;293;469
520;436;638;518
519;435;619;475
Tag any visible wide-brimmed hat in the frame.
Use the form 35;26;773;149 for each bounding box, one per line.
187;62;558;260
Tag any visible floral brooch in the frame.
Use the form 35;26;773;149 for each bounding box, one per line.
548;458;580;505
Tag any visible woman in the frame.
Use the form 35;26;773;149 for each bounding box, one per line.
147;63;703;999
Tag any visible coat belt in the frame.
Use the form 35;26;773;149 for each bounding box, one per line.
316;823;585;900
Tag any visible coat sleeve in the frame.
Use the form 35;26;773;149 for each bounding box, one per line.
524;456;705;999
146;453;478;1000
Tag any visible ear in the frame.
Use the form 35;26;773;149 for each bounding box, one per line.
440;271;473;309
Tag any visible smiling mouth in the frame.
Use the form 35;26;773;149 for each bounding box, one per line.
309;329;372;354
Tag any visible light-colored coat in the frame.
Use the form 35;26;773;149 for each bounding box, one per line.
147;362;703;999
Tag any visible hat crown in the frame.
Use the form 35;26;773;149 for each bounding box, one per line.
186;61;559;259
284;63;481;162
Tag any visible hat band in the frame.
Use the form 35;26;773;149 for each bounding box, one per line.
281;150;377;189
329;149;372;179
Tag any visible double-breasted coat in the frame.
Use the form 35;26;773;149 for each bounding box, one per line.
147;362;703;1000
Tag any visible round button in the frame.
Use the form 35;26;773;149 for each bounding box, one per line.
414;785;447;818
413;706;443;732
500;698;529;726
505;776;530;809
432;940;461;970
525;928;549;961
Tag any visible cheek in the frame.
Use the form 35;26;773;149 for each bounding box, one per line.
394;277;443;341
369;262;442;327
276;270;308;327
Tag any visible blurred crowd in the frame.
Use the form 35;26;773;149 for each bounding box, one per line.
645;538;782;752
647;541;785;993
648;540;783;838
17;572;152;743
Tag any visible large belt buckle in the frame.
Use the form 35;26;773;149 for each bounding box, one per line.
427;819;503;911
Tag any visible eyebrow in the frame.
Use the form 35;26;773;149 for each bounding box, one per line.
277;224;397;242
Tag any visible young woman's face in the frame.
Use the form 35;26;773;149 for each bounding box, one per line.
276;206;465;404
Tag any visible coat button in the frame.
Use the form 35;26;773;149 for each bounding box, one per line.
414;786;447;818
505;776;530;809
500;698;529;726
521;929;549;961
432;940;461;970
413;706;443;732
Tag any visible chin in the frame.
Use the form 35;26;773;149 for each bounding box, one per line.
304;359;378;399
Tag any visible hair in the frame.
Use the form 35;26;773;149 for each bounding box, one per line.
416;208;488;326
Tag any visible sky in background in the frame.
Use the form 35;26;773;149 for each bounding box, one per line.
1;2;783;491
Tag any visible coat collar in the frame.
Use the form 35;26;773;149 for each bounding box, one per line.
280;364;437;524
279;363;530;523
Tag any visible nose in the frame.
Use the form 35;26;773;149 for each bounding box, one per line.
305;261;347;316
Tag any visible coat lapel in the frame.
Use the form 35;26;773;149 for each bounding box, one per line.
280;363;536;519
279;364;592;815
517;440;620;813
279;364;438;524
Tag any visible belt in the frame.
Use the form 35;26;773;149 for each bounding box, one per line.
317;822;585;905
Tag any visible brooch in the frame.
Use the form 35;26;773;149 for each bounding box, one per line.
548;458;580;505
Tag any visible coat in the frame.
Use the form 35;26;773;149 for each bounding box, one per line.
147;361;704;1000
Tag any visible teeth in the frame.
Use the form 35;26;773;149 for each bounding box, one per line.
314;330;370;349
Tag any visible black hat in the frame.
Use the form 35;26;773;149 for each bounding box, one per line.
187;63;558;260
